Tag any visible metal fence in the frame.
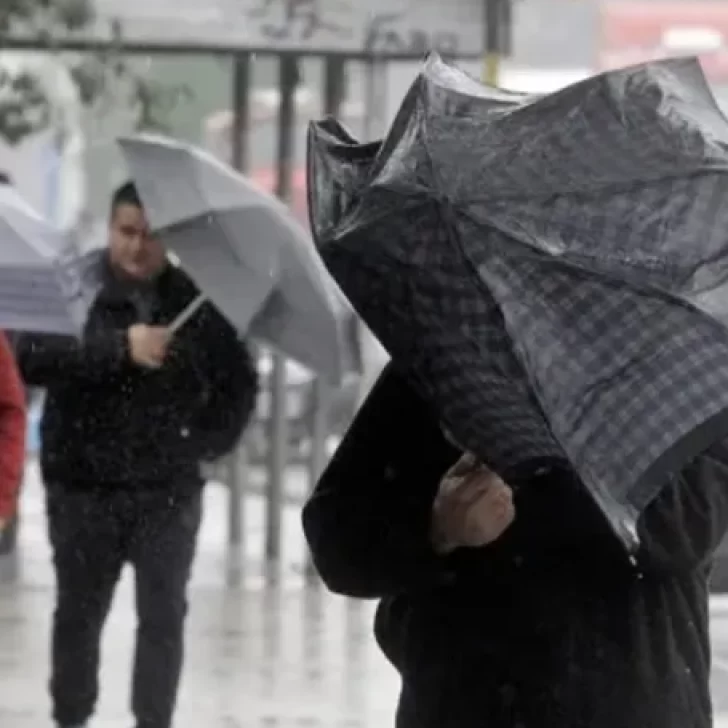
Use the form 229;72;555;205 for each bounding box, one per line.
1;0;489;570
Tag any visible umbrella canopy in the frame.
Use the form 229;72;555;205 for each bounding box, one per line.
0;186;99;336
308;53;728;551
118;134;358;385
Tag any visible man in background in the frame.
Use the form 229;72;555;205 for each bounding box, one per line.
15;181;258;728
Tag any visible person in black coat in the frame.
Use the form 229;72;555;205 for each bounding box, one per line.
303;363;728;728
15;182;258;728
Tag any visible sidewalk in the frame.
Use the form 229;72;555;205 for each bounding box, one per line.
0;468;400;727
4;466;728;727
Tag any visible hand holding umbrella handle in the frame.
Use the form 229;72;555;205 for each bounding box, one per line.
169;293;207;336
431;454;516;553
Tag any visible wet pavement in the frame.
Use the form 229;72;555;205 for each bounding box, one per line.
2;464;728;727
0;465;398;728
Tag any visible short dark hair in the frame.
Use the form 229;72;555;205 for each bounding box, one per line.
0;171;12;186
111;180;142;217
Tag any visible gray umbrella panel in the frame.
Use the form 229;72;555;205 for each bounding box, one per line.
121;135;358;384
404;54;728;305
248;213;356;379
309;54;728;551
156;209;279;335
0;190;100;336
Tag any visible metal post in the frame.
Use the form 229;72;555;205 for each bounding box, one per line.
362;56;386;141
483;0;511;85
225;446;247;549
304;377;329;579
265;54;298;562
304;56;346;580
231;53;251;172
225;52;252;550
323;57;346;118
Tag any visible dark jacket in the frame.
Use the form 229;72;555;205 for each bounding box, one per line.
303;364;728;728
15;259;258;493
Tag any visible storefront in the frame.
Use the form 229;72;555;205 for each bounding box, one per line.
598;1;728;111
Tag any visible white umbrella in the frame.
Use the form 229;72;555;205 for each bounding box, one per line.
118;133;358;385
0;186;99;335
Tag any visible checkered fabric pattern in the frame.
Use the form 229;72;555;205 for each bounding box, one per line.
465;221;728;539
308;55;728;550
322;199;561;468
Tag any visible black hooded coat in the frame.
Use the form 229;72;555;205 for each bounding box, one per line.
303;364;728;728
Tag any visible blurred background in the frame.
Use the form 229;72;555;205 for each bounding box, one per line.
4;1;728;726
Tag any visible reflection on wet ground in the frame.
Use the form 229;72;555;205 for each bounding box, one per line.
0;573;398;727
0;474;399;727
2;472;728;726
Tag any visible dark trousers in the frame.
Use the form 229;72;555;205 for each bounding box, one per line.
46;486;202;728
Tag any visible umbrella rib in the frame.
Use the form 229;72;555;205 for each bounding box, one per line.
185;150;274;276
454;166;728;205
453;204;707;318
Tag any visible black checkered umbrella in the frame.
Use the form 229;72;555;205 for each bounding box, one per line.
307;54;728;551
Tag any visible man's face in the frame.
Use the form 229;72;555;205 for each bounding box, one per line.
108;202;166;280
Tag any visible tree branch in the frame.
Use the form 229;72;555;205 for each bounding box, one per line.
0;0;189;145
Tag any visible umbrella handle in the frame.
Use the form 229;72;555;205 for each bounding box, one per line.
169;293;207;335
